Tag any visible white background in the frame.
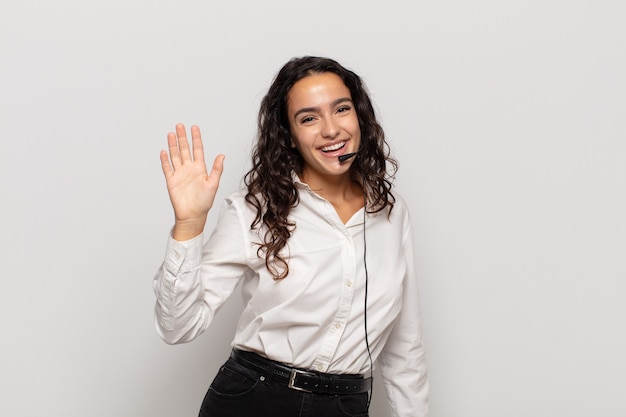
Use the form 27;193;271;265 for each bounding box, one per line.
1;1;625;416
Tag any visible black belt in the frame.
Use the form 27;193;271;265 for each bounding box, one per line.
230;349;371;395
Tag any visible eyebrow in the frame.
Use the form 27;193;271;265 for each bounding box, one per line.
292;97;353;120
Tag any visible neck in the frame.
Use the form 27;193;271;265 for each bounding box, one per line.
300;169;363;204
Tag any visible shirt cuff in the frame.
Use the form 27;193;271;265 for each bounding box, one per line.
163;230;204;276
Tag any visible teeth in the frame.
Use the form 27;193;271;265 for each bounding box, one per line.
321;141;346;152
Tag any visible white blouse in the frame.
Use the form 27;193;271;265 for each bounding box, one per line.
153;178;428;417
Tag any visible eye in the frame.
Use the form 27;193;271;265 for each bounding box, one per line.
300;116;315;124
337;105;351;114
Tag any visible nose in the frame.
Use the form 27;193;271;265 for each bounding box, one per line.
321;116;340;139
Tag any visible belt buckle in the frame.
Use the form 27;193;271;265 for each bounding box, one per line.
287;368;315;393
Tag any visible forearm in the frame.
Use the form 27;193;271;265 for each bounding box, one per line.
153;196;251;344
379;335;429;417
153;233;208;344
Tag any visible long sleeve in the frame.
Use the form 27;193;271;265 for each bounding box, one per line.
152;187;428;392
152;198;251;345
378;206;429;416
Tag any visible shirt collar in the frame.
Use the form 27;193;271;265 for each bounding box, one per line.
291;171;371;217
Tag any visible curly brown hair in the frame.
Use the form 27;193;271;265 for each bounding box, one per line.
244;56;398;280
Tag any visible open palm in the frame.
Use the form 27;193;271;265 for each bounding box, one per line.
160;124;224;240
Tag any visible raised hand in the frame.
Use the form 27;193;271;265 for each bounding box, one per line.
160;124;224;241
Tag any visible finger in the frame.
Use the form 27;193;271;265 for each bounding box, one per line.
190;125;205;163
167;131;181;168
208;154;225;184
175;123;192;162
160;150;173;180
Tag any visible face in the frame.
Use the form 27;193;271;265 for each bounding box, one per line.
286;72;361;185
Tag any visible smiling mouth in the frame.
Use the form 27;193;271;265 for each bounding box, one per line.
321;141;346;152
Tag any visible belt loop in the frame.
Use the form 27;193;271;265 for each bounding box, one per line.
265;361;275;384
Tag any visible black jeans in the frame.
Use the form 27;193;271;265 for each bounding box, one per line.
199;357;369;417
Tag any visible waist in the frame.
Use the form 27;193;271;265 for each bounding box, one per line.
230;349;371;395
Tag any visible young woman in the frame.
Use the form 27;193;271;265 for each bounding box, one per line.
154;56;429;417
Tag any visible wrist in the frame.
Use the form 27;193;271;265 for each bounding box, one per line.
172;218;206;241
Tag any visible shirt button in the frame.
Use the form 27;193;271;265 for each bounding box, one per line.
346;281;352;287
335;323;341;329
173;251;180;259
